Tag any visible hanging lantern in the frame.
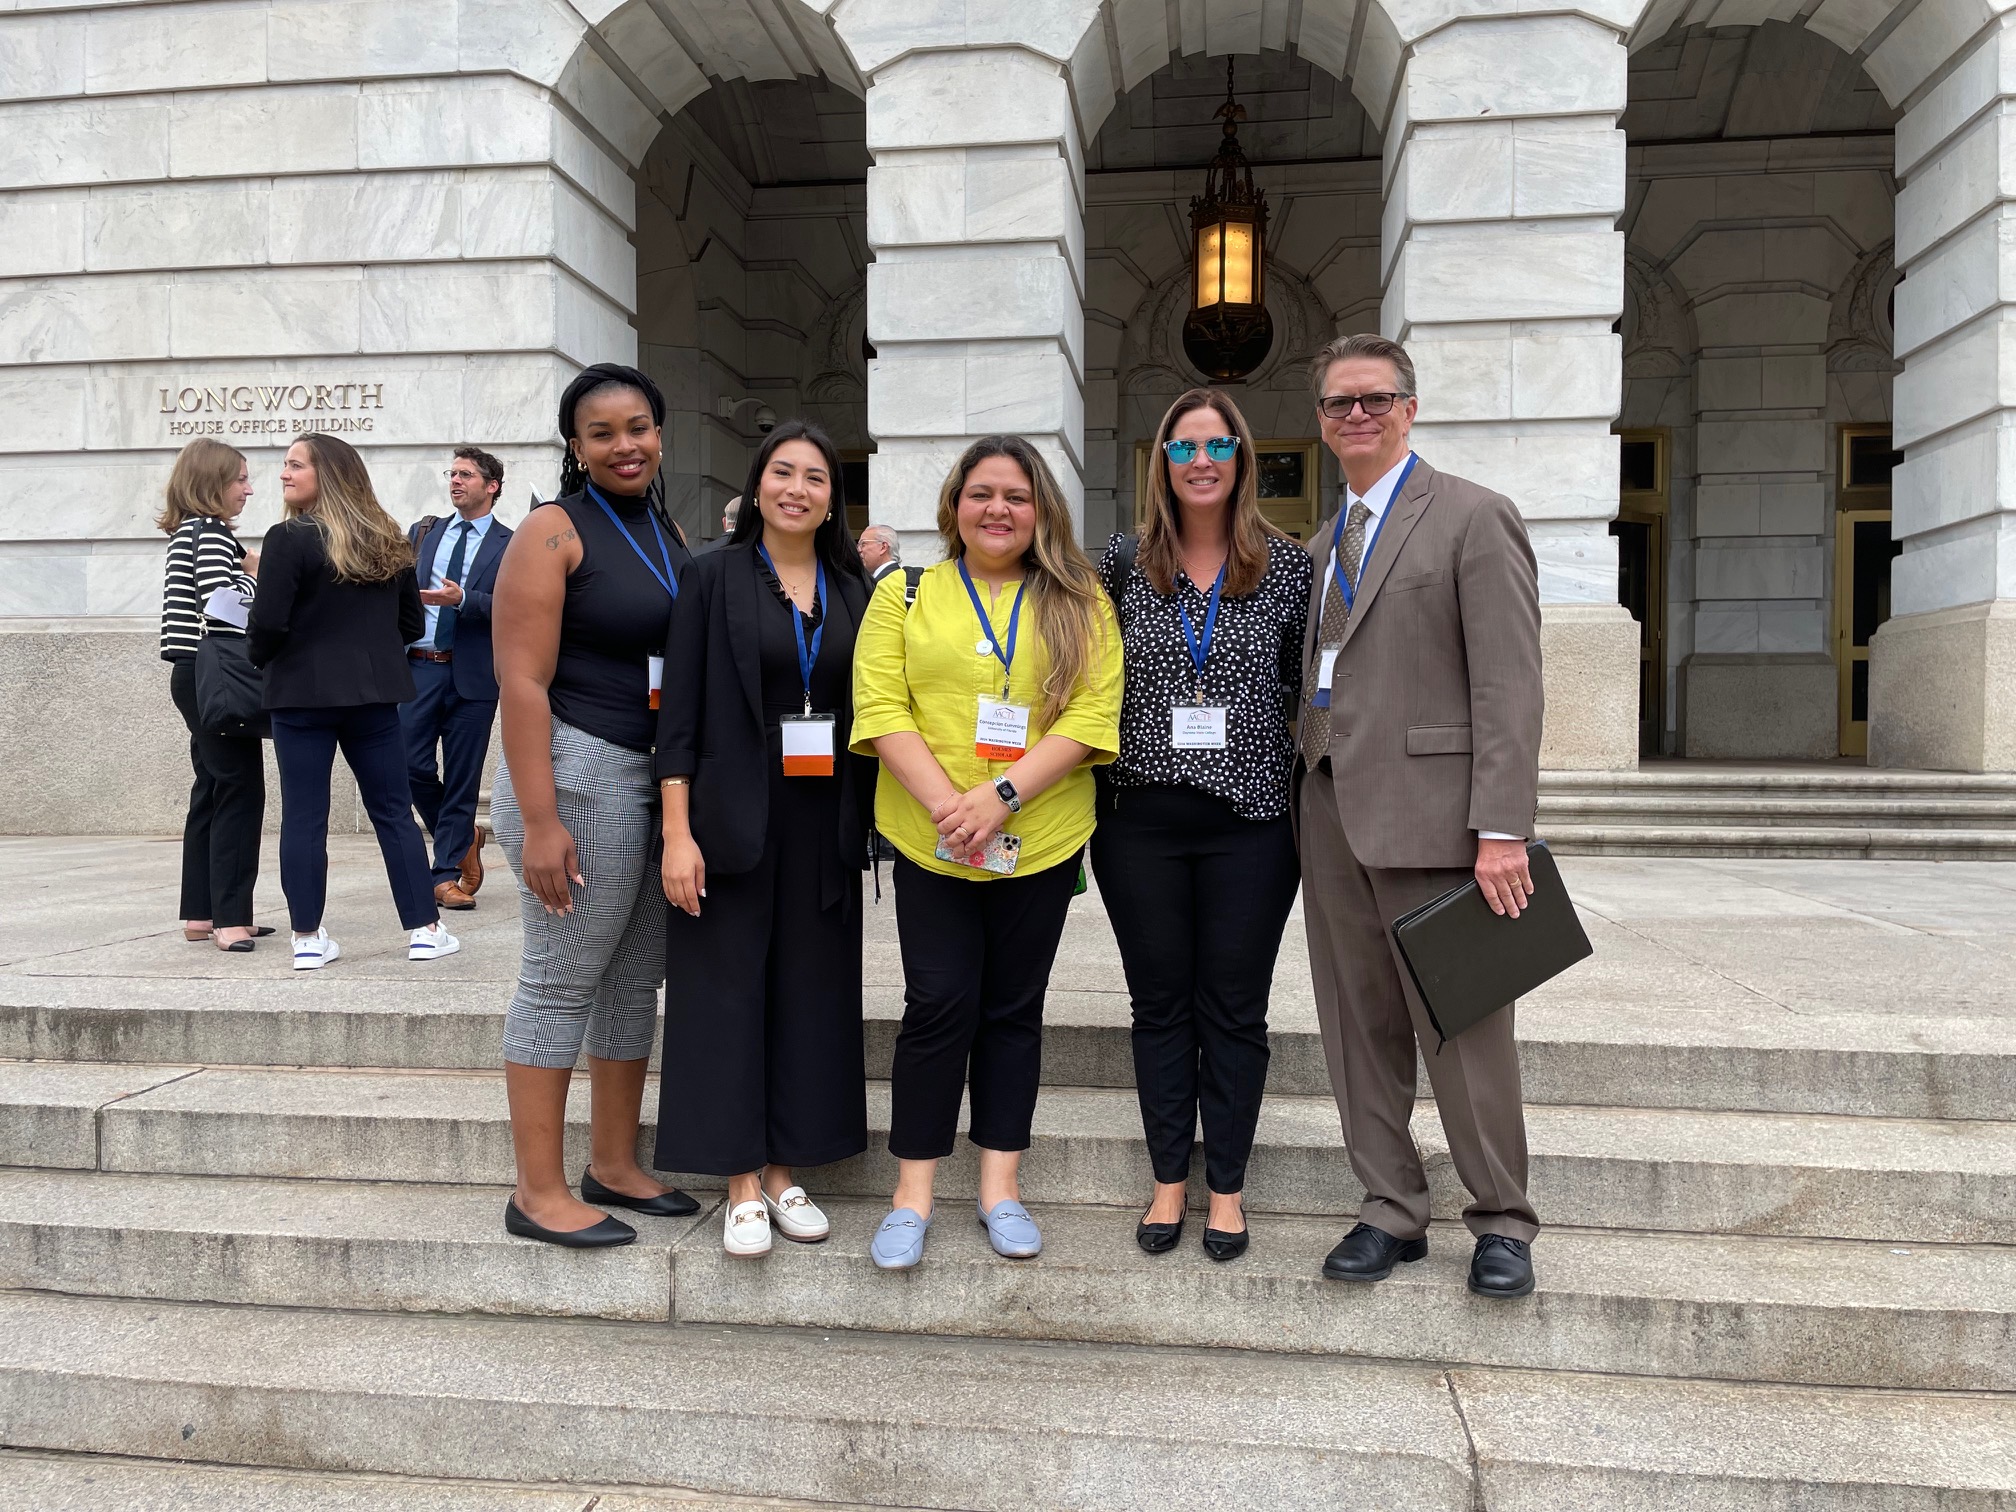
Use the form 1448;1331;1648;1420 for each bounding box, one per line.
1183;57;1273;382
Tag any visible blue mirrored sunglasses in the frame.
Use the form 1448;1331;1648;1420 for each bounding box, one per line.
1163;436;1239;464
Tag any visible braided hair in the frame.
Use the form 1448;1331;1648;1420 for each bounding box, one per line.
556;363;683;541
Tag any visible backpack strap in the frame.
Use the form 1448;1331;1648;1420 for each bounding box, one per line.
902;564;925;608
1101;531;1138;608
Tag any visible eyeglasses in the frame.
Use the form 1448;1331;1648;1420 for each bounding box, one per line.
444;470;486;483
1319;392;1410;419
1163;436;1239;464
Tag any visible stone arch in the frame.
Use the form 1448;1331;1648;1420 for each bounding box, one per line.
1622;249;1695;381
548;1;864;170
1626;0;1991;109
1068;0;1415;141
1828;244;1901;376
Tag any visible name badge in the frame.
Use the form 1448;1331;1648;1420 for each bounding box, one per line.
782;714;836;777
1313;647;1338;710
1171;704;1228;750
648;654;665;711
975;695;1030;761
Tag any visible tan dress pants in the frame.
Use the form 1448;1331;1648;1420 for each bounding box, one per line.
1298;761;1538;1242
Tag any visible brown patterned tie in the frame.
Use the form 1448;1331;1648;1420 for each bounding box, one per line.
1299;500;1372;766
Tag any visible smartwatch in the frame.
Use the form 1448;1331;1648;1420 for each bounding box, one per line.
993;776;1022;813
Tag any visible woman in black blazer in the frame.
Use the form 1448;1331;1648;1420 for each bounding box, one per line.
655;421;874;1258
248;434;452;970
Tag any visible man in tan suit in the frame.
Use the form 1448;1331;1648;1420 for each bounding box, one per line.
1297;333;1544;1299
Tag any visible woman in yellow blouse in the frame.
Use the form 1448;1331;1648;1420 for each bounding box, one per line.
851;434;1122;1270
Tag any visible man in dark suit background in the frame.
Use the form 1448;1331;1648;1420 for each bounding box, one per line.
401;446;512;911
857;524;901;586
1295;333;1545;1300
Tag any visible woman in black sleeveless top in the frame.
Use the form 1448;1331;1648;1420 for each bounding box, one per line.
654;421;874;1258
488;364;699;1248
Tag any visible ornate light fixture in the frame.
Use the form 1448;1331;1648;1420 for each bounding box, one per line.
1183;57;1273;382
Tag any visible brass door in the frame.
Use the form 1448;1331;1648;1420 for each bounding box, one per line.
1835;427;1901;756
1611;430;1668;756
1835;510;1897;756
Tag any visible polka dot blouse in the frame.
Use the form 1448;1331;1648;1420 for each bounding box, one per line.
1099;531;1314;821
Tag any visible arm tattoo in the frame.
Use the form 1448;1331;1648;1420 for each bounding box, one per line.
544;528;577;551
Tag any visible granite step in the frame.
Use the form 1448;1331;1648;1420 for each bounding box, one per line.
1539;794;2016;831
3;1169;2008;1391
1541;824;2016;861
0;1452;882;1512
4;977;2005;1121
7;1060;2012;1242
4;1291;2012;1512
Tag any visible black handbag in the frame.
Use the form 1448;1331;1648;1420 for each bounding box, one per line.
194;630;268;738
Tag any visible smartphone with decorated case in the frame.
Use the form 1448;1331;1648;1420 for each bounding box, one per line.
934;831;1021;876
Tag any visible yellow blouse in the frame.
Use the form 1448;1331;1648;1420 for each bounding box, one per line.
851;560;1122;880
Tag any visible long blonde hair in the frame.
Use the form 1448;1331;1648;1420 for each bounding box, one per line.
157;438;246;534
935;435;1108;727
286;434;414;584
1138;388;1286;598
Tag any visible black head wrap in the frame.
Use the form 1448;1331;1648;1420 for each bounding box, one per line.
555;364;677;536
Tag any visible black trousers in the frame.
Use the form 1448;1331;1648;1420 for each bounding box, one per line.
270;703;438;934
656;765;867;1176
399;657;497;884
887;851;1080;1161
168;658;266;928
1091;783;1299;1194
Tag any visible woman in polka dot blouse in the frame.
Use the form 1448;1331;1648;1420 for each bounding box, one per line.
1093;388;1313;1264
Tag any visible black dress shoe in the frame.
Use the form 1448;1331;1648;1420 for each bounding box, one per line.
1321;1222;1428;1282
1201;1225;1249;1262
1136;1212;1184;1254
503;1198;636;1249
1468;1234;1535;1298
580;1168;700;1217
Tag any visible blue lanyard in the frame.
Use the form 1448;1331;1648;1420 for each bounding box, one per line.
758;544;826;714
1177;564;1226;698
1330;452;1417;611
587;484;678;600
958;557;1024;698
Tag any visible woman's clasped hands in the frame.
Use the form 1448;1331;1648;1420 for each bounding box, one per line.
929;782;1012;865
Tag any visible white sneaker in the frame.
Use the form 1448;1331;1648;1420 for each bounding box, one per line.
291;929;339;971
763;1185;830;1243
408;921;460;961
724;1199;772;1258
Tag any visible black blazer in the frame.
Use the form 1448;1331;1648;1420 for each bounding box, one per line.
247;515;424;710
654;542;875;878
408;513;513;701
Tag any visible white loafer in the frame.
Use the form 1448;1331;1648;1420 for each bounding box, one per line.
763;1185;830;1243
408;921;460;961
292;929;339;971
724;1198;772;1258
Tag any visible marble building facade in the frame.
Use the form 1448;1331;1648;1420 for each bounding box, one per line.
2;0;2013;831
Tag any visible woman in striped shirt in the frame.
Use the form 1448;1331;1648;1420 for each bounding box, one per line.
159;437;270;951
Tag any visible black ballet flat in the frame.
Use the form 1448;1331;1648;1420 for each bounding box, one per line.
1136;1211;1185;1255
1202;1225;1250;1262
220;938;256;953
581;1168;700;1217
503;1198;636;1249
251;926;276;937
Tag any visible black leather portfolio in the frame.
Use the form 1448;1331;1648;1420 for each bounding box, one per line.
1390;841;1592;1047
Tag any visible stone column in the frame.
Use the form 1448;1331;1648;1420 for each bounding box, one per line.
1379;14;1639;769
1875;23;2016;771
856;43;1086;561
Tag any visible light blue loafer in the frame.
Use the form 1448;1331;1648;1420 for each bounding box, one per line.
978;1197;1042;1258
871;1206;931;1270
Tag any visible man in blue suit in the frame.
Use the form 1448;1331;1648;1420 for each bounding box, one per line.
402;446;512;910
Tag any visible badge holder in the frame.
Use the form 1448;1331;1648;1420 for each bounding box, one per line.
782;710;836;776
1171;565;1228;749
975;694;1030;762
648;654;664;712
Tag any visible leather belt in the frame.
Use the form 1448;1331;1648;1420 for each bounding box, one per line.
409;649;454;663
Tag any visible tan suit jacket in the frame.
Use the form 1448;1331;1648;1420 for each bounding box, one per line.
1300;456;1543;870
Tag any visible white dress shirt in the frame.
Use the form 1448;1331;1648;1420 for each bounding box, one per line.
1324;450;1415;600
1327;451;1521;843
415;511;496;647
